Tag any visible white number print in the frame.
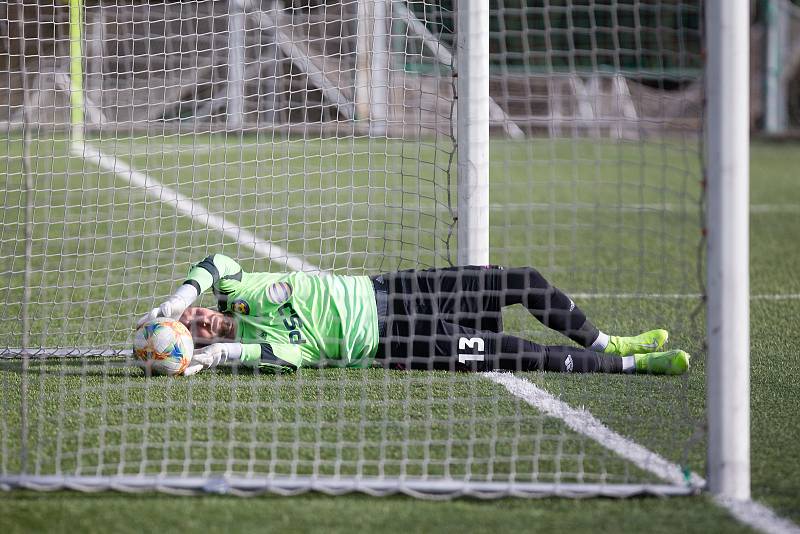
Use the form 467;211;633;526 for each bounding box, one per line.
458;336;485;363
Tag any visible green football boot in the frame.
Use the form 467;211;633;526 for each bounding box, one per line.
605;329;669;356
633;349;691;375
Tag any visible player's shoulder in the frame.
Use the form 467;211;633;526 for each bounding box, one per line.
242;270;313;293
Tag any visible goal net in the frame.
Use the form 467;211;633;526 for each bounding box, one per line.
0;0;705;496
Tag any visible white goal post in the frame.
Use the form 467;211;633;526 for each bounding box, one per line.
706;0;751;501
0;0;749;500
456;1;489;267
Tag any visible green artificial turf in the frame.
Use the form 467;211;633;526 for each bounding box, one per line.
0;136;797;531
0;493;755;534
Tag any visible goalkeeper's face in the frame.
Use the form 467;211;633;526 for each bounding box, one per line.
179;307;235;346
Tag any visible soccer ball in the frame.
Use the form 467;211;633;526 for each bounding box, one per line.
133;318;194;376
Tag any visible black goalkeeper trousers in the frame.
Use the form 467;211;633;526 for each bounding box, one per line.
372;266;621;373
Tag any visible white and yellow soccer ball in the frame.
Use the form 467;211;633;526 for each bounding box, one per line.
133;317;193;376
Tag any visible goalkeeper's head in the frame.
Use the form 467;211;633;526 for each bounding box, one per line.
179;307;236;347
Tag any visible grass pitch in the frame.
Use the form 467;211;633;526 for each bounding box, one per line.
0;136;798;532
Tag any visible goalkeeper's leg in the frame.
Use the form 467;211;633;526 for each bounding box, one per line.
484;267;668;356
378;266;668;357
483;266;601;346
375;320;618;372
376;320;689;374
389;266;607;347
487;333;688;375
442;325;625;373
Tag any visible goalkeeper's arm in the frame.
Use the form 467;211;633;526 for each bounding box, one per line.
182;254;243;297
137;254;242;327
183;342;301;376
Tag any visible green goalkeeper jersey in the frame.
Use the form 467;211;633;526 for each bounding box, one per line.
184;254;380;371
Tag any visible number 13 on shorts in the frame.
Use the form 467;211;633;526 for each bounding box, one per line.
458;337;485;363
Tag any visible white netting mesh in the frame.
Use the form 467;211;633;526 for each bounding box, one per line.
0;0;705;496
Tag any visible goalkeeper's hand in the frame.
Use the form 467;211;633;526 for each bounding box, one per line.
136;284;199;328
183;343;242;376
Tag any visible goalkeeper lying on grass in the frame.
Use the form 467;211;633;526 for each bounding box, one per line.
138;254;690;376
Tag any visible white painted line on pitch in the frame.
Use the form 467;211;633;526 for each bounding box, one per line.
570;293;702;300
716;496;800;534
487;202;800;214
482;371;706;488
484;372;800;534
72;141;321;274
751;294;800;301
107;143;221;154
750;204;800;214
571;293;800;301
